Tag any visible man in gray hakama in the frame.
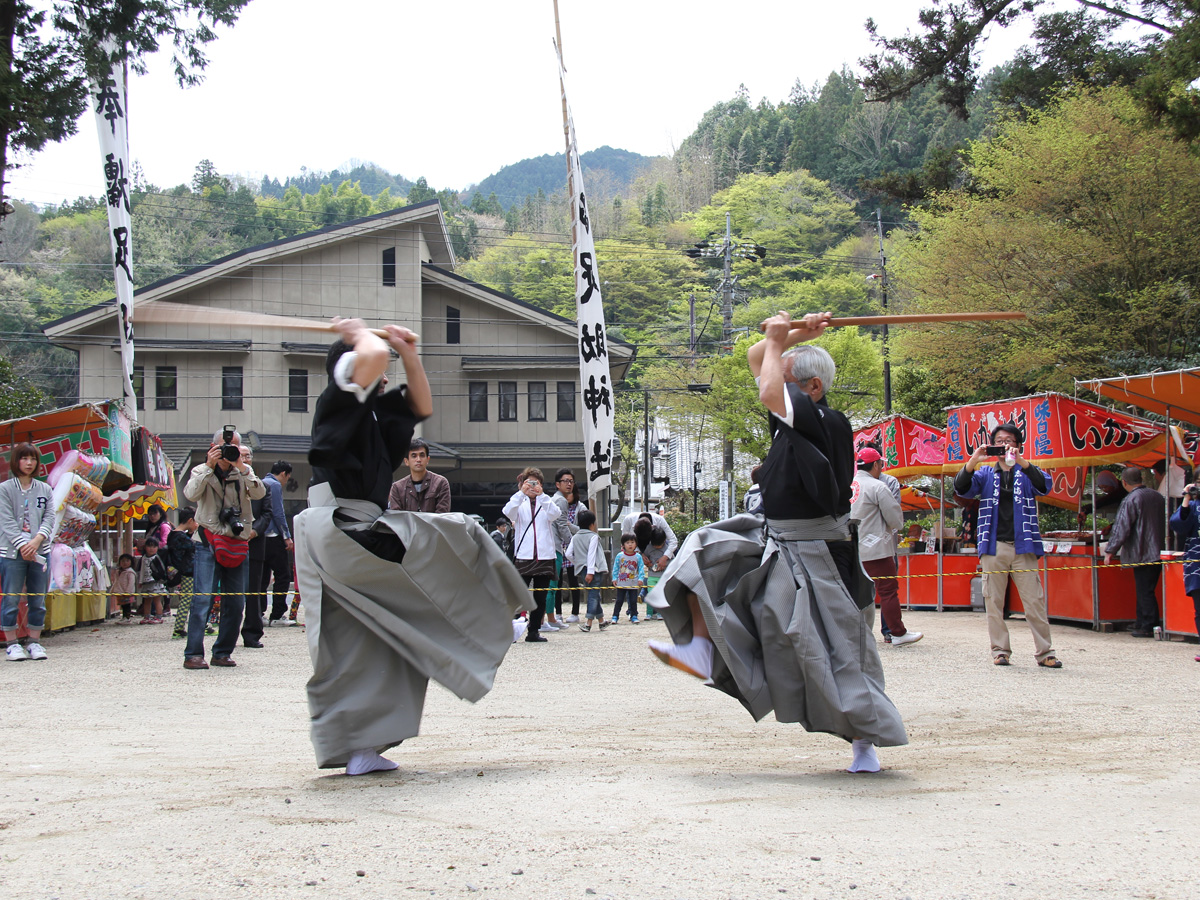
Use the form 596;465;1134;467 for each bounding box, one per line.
294;319;531;774
647;311;907;773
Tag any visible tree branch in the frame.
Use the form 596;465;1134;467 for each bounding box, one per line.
1074;1;1176;35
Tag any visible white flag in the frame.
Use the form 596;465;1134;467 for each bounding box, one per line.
556;47;614;496
89;48;136;417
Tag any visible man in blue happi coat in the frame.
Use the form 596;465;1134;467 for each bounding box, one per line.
954;422;1062;669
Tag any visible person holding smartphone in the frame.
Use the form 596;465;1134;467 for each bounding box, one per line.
954;423;1060;668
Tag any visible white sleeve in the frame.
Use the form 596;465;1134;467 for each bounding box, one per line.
333;351;381;404
755;375;794;428
587;535;602;574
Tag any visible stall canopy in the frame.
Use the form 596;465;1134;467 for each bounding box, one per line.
943;392;1170;471
0;402;133;492
853;415;947;478
1078;367;1200;429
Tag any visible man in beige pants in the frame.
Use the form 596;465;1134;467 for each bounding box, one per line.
953;423;1061;668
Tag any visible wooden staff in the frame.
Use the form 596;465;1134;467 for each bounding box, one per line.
132;300;406;339
765;311;1026;331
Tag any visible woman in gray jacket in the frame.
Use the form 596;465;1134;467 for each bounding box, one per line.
1;443;58;661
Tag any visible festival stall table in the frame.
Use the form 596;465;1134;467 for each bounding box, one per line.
1078;367;1200;638
0;403;177;633
853;415;963;607
943;392;1174;628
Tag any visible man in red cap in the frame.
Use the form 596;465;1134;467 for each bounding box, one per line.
851;447;923;646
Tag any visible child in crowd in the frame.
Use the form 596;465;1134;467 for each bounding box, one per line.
643;526;668;620
568;509;609;632
610;532;645;624
110;553;137;621
137;537;170;624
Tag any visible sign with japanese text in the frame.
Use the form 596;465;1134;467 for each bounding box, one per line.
89;44;136;416
556;46;614;496
943;393;1167;470
0;403;133;488
853;415;947;478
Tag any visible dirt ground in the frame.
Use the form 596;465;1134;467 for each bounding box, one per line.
2;605;1198;900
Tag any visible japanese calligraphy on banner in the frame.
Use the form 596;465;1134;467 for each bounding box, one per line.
943;392;1167;470
555;46;614;495
1041;467;1085;509
88;45;136;416
852;415;947;478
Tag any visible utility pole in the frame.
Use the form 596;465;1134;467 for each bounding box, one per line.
876;208;892;414
643;388;651;514
721;213;735;492
683;215;766;520
688;292;696;359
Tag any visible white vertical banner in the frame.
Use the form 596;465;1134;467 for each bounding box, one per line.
555;47;614;496
89;45;136;417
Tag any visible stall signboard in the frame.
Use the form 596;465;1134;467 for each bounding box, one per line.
853;415;947;478
0;402;133;490
99;426;177;521
943;392;1166;470
1041;466;1085;509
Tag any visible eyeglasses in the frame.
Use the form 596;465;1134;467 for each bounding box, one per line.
558;478;574;484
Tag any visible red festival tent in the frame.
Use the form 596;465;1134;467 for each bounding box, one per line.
853;415;946;478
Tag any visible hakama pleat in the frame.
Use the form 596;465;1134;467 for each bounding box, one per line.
295;508;533;768
646;513;907;747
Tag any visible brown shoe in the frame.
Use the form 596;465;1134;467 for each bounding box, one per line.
183;657;209;670
210;656;237;667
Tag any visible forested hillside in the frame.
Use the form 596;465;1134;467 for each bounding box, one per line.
6;4;1200;458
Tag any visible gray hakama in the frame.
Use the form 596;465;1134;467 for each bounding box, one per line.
646;512;907;747
295;487;533;768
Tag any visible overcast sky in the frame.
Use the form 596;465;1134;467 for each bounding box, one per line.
7;0;1072;207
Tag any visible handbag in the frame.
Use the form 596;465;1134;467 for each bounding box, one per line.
204;528;249;569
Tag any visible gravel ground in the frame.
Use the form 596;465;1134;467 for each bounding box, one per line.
2;607;1198;900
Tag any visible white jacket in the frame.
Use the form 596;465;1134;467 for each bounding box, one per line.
502;491;561;561
850;470;903;563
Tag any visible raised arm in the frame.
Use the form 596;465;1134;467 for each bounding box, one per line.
751;311;830;418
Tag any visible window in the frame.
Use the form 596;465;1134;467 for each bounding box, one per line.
382;247;396;287
557;381;576;422
155;366;177;410
132;365;145;410
289;368;308;412
527;381;546;421
468;381;488;421
446;306;460;345
498;381;517;421
221;366;244;410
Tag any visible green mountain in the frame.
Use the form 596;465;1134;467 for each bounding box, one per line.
468;146;655;209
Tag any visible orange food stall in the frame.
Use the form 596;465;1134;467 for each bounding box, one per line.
1080;368;1200;639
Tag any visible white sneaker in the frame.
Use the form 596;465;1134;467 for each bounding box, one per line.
539;622;558;632
25;642;47;660
6;643;29;661
891;631;924;647
648;637;714;680
565;615;579;623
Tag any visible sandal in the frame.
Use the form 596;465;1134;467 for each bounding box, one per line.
1037;656;1063;668
993;655;1010;666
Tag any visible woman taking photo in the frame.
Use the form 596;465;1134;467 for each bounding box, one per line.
503;467;562;642
0;444;58;661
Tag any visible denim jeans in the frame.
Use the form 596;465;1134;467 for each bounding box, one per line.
1;555;49;630
185;542;248;659
585;587;604;619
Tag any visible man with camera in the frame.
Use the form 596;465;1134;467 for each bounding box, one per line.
182;427;266;670
1103;467;1166;637
954;423;1061;668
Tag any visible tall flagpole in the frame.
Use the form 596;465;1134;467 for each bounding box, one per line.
553;0;612;531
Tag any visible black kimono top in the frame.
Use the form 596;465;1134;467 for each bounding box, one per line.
758;383;854;521
308;357;424;511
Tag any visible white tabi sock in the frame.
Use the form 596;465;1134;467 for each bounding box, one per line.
647;636;714;680
846;739;880;774
346;749;399;776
